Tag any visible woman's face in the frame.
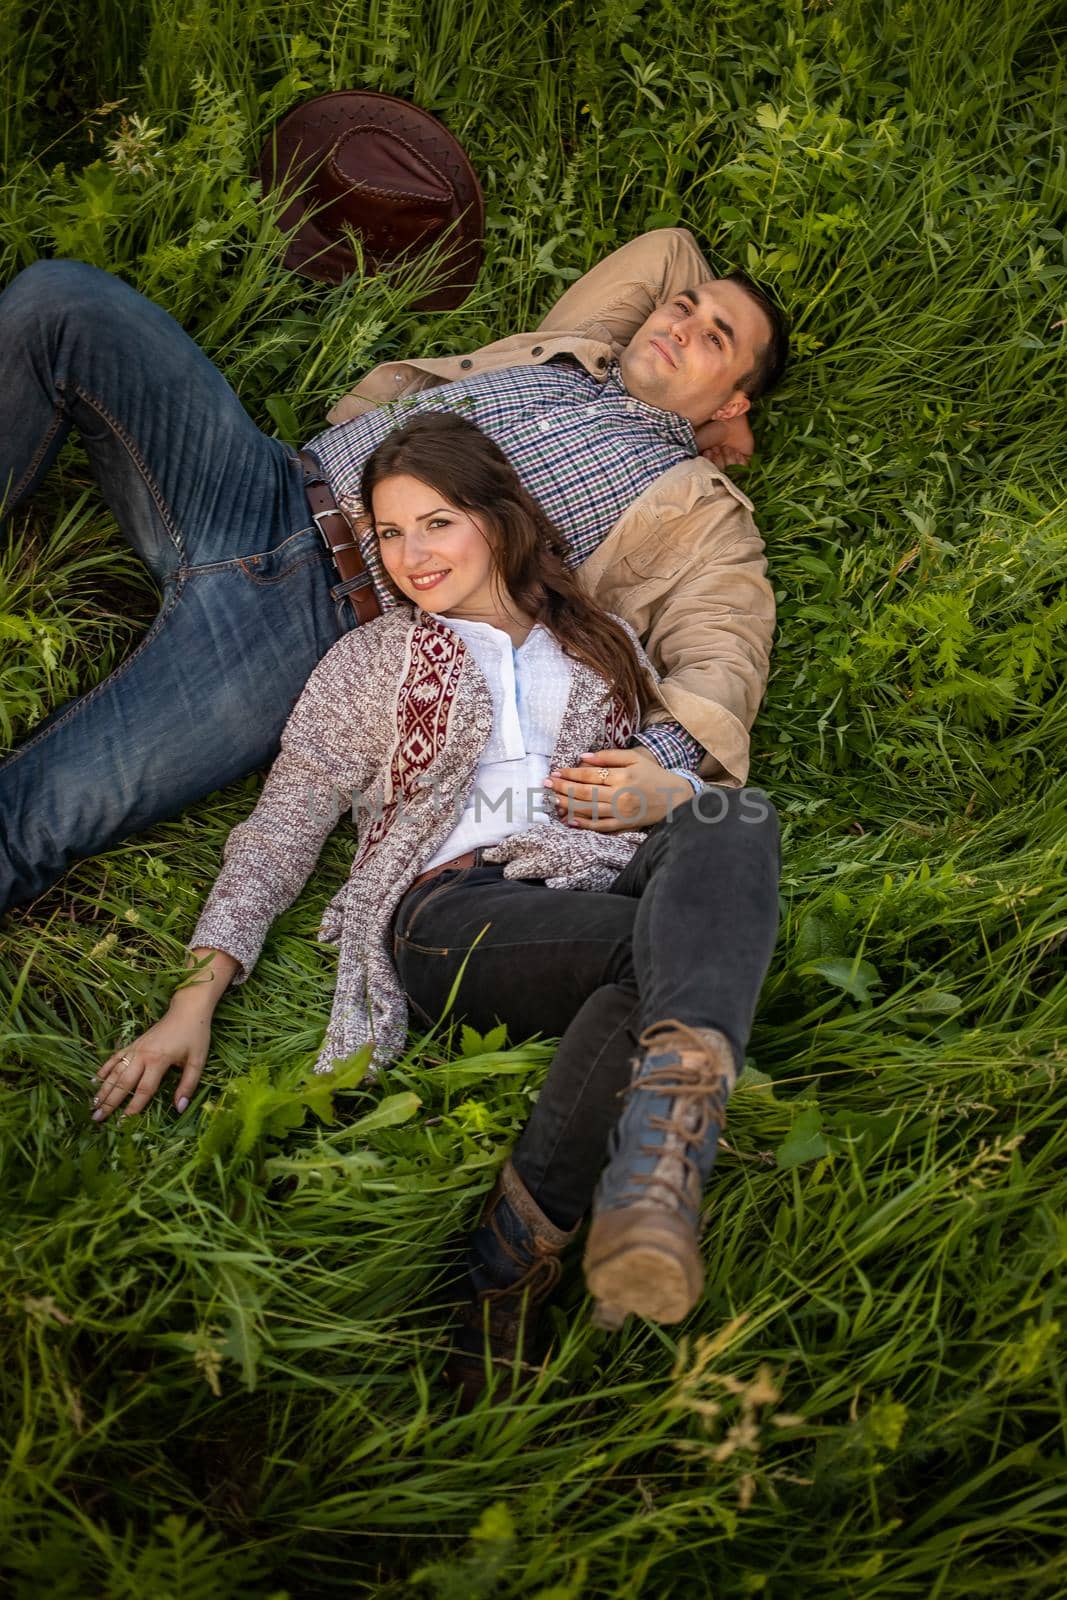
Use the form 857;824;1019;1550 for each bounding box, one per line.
371;472;505;619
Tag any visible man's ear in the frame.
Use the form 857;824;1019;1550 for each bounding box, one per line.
708;390;752;424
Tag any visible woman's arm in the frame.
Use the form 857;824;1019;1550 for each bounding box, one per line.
91;629;387;1124
187;633;380;982
542;613;696;830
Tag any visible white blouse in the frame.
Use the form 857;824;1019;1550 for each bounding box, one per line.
418;615;574;871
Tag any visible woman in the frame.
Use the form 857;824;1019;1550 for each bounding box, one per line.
91;412;780;1403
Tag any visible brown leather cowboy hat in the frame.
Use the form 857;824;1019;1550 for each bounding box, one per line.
256;90;484;311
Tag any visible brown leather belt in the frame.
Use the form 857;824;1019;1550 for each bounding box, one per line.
299;448;382;627
407;849;481;895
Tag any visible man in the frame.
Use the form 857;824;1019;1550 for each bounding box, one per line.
0;226;786;912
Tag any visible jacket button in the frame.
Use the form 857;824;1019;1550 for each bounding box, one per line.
531;345;543;356
596;356;607;370
460;358;473;369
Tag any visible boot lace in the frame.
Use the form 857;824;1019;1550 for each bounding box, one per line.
619;1021;734;1213
482;1207;564;1309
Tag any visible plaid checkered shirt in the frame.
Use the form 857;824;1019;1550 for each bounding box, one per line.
304;358;707;785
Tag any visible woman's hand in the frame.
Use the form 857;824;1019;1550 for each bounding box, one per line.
91;947;238;1123
92;997;211;1123
544;748;695;832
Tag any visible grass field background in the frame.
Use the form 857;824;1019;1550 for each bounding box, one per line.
1;0;1065;1594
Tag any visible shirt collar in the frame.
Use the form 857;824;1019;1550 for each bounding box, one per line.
414;608;549;651
604;358;697;454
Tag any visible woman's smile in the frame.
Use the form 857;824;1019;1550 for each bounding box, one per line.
408;569;451;590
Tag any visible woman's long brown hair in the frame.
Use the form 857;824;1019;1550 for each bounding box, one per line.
360;410;656;720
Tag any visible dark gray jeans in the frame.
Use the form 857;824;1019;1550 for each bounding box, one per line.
392;789;781;1228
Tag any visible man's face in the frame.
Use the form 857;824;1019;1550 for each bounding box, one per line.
618;280;771;426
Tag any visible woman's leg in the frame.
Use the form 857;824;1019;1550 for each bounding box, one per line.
525;788;781;1228
611;783;782;1069
393;787;780;1226
584;787;782;1323
395;795;780;1390
393;860;642;1226
394;860;644;1403
0;260;348;910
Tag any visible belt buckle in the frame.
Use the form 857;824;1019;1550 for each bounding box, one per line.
313;507;362;562
312;507;341;550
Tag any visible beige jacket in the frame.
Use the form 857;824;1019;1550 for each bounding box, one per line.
323;228;775;786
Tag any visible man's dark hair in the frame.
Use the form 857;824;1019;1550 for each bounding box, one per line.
723;270;789;402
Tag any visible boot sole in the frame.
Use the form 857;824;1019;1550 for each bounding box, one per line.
583;1206;705;1325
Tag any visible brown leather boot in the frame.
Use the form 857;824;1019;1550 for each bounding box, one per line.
583;1020;736;1328
442;1158;579;1411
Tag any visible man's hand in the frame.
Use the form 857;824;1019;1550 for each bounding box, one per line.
543;747;695;833
695;412;754;469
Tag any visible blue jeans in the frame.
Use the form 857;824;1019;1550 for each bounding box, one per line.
0;259;353;912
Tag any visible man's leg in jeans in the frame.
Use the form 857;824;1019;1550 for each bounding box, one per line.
0;259;346;912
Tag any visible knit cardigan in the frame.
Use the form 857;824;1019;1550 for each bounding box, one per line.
188;607;651;1076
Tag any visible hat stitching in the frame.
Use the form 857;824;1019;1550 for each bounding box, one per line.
345;181;452;206
329;125;454;203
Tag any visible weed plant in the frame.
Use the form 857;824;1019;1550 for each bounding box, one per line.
1;0;1065;1594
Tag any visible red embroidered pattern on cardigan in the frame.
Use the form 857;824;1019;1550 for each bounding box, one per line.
603;691;637;752
352;618;463;868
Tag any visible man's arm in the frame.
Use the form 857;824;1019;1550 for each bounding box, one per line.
550;486;775;829
536;227;713;349
539;228;756;469
594;479;774;788
631;722;707;792
638;510;774;787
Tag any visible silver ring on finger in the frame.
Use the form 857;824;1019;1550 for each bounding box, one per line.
599;767;611;786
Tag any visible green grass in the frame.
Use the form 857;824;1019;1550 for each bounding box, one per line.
2;0;1066;1593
